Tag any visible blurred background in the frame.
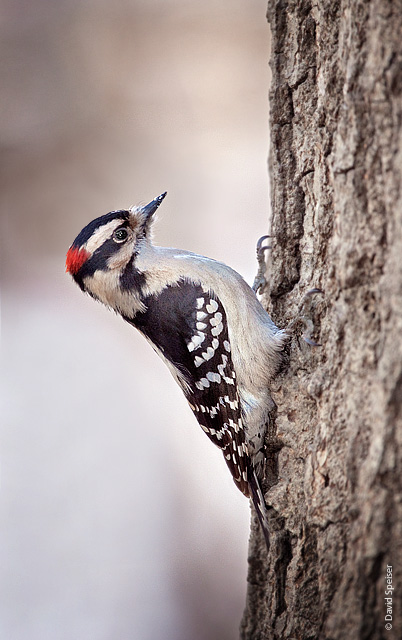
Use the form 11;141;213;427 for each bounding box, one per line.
0;1;272;638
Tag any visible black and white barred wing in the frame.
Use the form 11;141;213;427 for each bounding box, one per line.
131;279;250;496
184;287;271;548
182;288;251;497
131;279;270;545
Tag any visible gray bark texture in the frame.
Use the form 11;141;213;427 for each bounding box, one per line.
240;1;402;639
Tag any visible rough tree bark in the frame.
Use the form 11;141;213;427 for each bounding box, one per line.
240;1;402;639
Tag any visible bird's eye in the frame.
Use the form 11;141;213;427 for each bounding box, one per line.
113;227;129;243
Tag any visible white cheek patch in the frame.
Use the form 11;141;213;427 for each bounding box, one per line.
107;239;136;270
83;269;121;305
83;270;145;316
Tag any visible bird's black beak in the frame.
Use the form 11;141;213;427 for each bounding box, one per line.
140;192;167;219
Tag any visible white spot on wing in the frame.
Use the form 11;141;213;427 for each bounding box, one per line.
210;312;222;326
211;322;223;336
206;371;221;383
206;300;218;313
187;332;205;352
201;346;215;361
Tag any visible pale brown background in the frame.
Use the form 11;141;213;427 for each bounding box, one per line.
0;1;271;638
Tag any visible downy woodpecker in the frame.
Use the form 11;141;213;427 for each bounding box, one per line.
66;192;287;549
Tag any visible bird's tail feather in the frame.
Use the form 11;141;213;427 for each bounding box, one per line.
248;465;271;551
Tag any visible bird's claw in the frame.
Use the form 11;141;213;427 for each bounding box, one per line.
288;288;324;347
304;287;324;298
301;317;321;347
253;235;272;294
256;235;271;253
252;233;324;346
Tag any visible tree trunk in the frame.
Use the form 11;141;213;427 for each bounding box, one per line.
241;1;402;638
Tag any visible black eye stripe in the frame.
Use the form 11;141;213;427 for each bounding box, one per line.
76;236;127;282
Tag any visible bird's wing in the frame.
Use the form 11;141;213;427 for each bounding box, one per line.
130;277;271;545
131;278;250;496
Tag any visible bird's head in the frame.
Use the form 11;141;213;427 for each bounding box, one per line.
66;192;166;306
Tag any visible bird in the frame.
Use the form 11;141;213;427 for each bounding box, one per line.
66;192;287;549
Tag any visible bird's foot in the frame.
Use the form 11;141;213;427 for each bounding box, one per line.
252;235;271;294
287;288;324;347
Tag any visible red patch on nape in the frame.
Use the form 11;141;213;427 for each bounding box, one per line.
66;246;90;275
